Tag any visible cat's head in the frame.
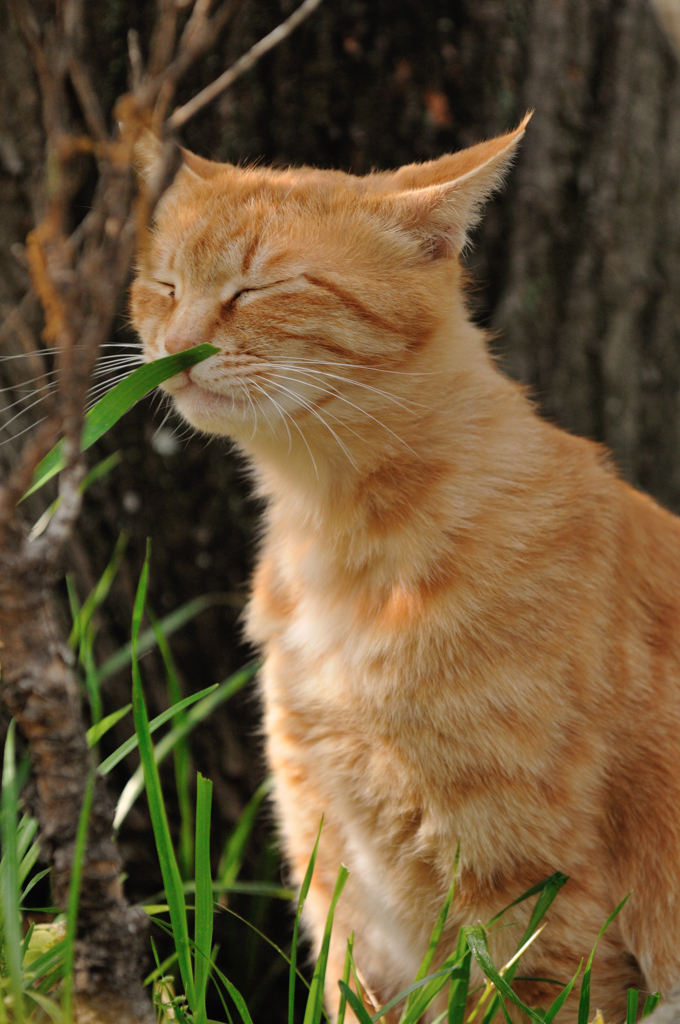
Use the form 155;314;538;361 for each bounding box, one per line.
130;117;529;467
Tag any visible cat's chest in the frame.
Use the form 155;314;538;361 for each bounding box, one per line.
246;535;454;696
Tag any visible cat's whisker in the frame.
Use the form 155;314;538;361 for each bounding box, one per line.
257;372;370;450
0;382;60;417
257;375;358;470
243;382;260;444
98;342;144;349
150;388;169;418
0;387;59;415
0;415;50;447
153;407;175;438
248;380;282;440
87;377;134;403
0;392;59;434
93;353;145;365
89;368;142;387
0;370;59;395
0;348;60;362
250;381;293;454
262;363;429;413
264;357;439;377
91;358;145;380
261;371;418;462
86;369;138;407
249;377;319;477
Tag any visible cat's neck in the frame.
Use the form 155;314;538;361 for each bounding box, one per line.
235;311;553;583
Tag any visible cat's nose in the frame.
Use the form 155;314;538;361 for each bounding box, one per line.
164;331;198;354
163;302;213;354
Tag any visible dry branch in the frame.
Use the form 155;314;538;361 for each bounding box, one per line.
168;0;325;130
0;0;324;1018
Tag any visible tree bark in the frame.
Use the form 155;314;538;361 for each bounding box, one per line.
1;2;680;1019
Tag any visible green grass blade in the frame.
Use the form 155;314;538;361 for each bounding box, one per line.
175;879;293;900
24;990;63;1023
487;873;570;928
304;864;350;1024
96;593;236;682
208;962;255;1024
86;704;132;747
290;818;323;1024
18;835;40;886
22;345;219;500
376;963;461;1023
61;770;96;1024
626;989;640;1024
71;531;128;647
17;813;38;865
29;451;122;541
65;576;81;643
20;921;35;966
143;949;179;987
197;902;315;1003
209;974;236;1024
337;983;374;1024
464;925;545;1024
80;449;123;489
20;867;51;905
130;541;195;1007
81;625;103;728
642;993;661;1017
448;932;472;1024
113;664;258;829
152;612;194;879
577;895;630;1024
519;874;569;955
194;773;214;1024
98;686;216;776
1;720;24;1023
336;934;354;1024
218;777;272;887
402;846;459;1020
542;960;582;1024
481;871;569;1024
21;937;67;984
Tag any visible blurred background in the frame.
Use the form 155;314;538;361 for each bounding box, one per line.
1;0;680;1017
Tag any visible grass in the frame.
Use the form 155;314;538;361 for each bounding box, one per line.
7;334;663;1020
0;522;665;1021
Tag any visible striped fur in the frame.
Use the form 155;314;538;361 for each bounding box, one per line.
130;118;680;1022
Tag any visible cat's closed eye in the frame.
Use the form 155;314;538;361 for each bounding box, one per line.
229;278;296;303
154;281;175;299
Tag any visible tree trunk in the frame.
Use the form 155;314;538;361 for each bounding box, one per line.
1;1;679;1017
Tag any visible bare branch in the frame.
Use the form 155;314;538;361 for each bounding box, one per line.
0;0;328;1015
167;0;324;130
127;29;145;89
64;0;108;140
148;0;180;77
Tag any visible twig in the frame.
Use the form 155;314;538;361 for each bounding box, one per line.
1;0;326;1018
127;29;145;89
167;0;324;129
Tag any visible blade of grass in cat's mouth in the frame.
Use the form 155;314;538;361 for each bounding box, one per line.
21;344;220;501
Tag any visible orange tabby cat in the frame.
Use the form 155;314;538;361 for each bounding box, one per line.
130;117;680;1022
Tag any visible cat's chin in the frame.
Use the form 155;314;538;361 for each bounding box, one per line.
170;379;248;437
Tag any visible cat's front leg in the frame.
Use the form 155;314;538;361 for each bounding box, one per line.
270;774;410;1021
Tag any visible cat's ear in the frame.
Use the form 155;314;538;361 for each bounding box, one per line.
179;148;227;179
133;130;226;182
383;113;531;258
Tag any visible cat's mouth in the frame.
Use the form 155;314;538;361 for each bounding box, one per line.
166;373;252;425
